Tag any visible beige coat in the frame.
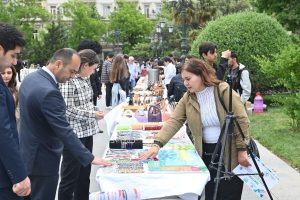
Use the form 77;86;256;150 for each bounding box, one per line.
156;82;250;169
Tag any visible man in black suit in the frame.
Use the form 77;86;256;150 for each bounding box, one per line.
0;23;31;200
19;48;111;200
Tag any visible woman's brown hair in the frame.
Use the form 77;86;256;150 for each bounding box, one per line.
110;55;129;83
182;58;221;87
6;66;19;106
78;49;100;72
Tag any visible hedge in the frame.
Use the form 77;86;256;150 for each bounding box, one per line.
190;11;292;95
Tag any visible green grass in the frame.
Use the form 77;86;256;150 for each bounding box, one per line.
249;107;300;171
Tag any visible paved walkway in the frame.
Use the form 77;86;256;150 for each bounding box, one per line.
241;140;300;200
58;88;300;200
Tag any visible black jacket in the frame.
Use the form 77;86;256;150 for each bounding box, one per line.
167;74;187;102
213;57;228;80
0;77;27;188
19;69;94;177
90;71;102;97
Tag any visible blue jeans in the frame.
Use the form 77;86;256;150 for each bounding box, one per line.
130;79;136;90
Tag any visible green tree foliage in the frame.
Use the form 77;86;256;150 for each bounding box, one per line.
128;43;152;59
62;0;106;48
108;0;154;53
156;0;174;22
252;0;300;34
190;11;292;93
169;0;251;28
257;45;300;127
0;0;49;26
216;0;252;16
165;0;251;55
0;0;49;59
30;21;68;65
168;0;218;28
193;0;218;27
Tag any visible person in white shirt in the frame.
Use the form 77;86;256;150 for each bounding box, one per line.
162;57;176;89
127;56;138;89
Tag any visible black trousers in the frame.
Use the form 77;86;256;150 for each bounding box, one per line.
0;187;23;200
92;95;98;106
105;82;113;107
16;69;21;82
58;136;93;200
202;143;243;200
24;174;59;200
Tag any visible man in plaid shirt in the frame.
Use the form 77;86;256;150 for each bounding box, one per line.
58;49;104;200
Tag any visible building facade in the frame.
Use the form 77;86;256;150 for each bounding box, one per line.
42;0;162;56
43;0;162;20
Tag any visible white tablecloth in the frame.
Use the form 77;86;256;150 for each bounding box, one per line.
96;122;210;200
96;169;210;200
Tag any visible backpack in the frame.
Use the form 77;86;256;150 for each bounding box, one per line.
232;66;248;95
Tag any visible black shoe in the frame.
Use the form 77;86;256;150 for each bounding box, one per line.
99;130;104;133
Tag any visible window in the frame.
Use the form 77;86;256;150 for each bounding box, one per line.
102;5;111;18
57;7;64;15
33;30;39;40
34;24;41;30
50;6;57;15
144;5;150;18
156;4;162;15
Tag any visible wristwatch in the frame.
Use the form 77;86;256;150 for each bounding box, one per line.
153;140;163;148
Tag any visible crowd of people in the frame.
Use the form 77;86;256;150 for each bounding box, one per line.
1;22;252;200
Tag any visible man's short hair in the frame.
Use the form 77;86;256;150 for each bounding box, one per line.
230;51;238;59
49;48;78;65
107;52;114;59
199;42;217;58
163;57;172;63
157;60;164;66
0;23;26;53
77;39;102;54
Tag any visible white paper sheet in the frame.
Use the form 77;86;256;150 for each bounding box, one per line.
233;155;279;198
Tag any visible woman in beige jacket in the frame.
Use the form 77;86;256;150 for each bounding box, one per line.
141;58;250;200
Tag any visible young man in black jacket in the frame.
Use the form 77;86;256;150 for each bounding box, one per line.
0;23;31;200
199;42;230;80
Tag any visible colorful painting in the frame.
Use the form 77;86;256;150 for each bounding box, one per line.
147;149;208;172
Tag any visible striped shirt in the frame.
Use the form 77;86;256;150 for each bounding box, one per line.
196;86;221;143
59;75;100;138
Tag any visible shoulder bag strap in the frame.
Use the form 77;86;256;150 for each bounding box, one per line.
217;85;228;112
